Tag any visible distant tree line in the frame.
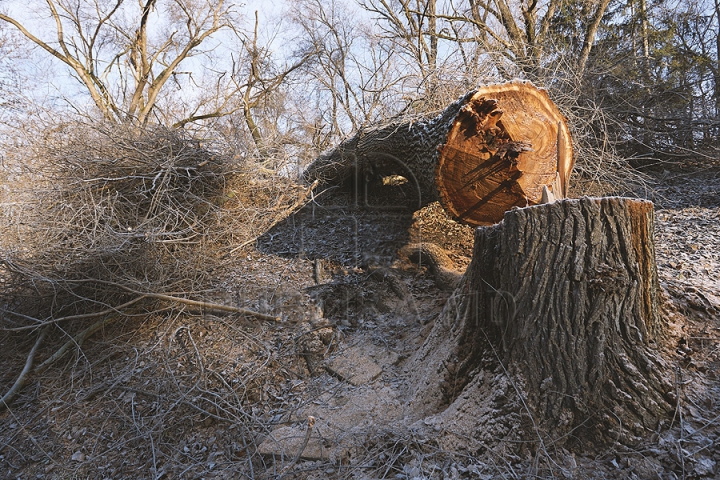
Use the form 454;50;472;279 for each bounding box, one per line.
0;0;717;166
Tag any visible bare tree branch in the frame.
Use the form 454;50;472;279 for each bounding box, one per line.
0;0;237;126
0;327;48;412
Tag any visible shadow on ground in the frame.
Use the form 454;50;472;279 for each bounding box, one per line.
257;180;419;268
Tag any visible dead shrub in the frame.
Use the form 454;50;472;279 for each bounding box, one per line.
0;120;312;407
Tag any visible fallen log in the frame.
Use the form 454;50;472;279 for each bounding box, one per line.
304;80;573;226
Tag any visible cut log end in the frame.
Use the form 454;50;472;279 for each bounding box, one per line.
303;81;574;227
436;81;574;226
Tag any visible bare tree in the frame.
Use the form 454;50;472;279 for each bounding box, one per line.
360;0;440;89
229;10;312;157
430;0;612;77
0;29;27;125
0;0;238;125
291;0;402;147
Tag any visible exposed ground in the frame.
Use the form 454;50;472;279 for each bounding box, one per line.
1;162;720;479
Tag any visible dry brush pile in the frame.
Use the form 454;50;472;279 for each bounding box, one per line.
0;121;314;411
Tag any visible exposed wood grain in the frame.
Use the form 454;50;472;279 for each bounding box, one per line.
304;80;573;226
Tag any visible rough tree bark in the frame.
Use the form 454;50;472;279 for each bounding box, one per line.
408;197;675;450
304;80;573;226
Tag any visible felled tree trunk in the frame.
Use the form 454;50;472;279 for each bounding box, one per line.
304;80;573;226
408;197;675;449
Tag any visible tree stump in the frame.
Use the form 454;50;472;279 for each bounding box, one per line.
408;197;675;450
303;80;573;226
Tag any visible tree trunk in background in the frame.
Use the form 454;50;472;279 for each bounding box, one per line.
409;197;675;450
303;80;574;227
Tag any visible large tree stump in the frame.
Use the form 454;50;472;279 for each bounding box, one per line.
304;80;573;226
408;197;675;450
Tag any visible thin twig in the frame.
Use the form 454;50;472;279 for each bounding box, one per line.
75;277;279;321
139;291;280;322
2;283;279;327
0;327;49;411
1;296;147;331
117;386;240;424
674;364;686;478
34;316;118;374
225;179;318;256
277;416;316;479
682;411;720;440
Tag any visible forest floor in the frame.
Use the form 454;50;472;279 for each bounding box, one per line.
1;161;720;479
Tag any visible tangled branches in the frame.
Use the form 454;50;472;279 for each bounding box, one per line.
0;120;313;409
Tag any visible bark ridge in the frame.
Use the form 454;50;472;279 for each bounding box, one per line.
304;80;573;226
409;197;675;450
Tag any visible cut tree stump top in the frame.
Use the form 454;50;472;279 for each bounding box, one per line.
436;81;573;225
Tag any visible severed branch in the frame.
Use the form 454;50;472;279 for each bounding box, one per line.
1;296;149;332
0;290;277;408
0;317;116;411
0;289;276;406
0;265;280;331
138;291;280;322
33;316;118;374
101;280;280;321
1;292;278;331
0;327;49;412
